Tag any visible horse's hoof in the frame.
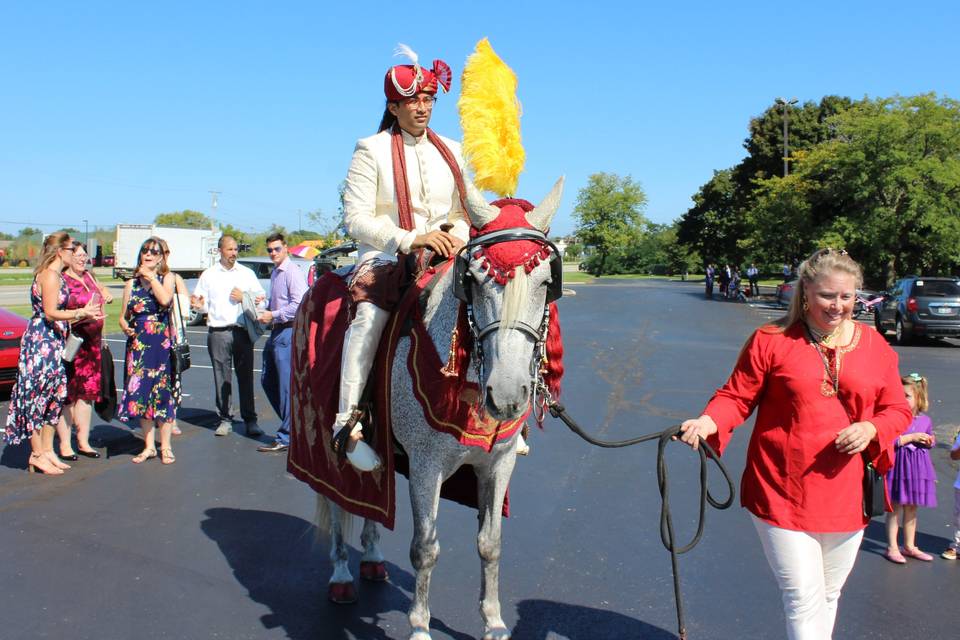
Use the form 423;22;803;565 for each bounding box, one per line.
359;560;389;582
327;581;358;604
483;628;511;640
409;626;431;640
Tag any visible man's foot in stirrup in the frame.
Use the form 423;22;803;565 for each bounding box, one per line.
516;433;530;456
331;409;381;472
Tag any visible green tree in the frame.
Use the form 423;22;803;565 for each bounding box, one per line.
155;210;214;228
677;168;745;265
573;173;648;276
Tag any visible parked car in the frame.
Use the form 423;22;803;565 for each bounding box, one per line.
308;242;358;285
0;307;28;389
775;279;796;307
182;256;313;326
102;255;116;267
875;276;960;344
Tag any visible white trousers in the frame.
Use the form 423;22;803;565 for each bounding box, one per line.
751;515;864;640
336;301;390;427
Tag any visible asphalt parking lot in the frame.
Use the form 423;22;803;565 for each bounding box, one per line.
1;280;958;640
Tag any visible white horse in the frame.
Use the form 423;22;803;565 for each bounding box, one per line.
320;178;564;640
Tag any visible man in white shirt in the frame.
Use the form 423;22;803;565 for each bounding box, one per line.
746;263;760;297
332;47;468;466
191;235;266;437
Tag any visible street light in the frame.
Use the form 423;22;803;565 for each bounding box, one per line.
775;97;799;177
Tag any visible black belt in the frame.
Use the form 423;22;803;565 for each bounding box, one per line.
209;325;241;332
273;321;294;330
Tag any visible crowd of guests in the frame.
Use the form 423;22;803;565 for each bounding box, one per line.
2;231;307;472
704;263;761;300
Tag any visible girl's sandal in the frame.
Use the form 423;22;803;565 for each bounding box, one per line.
159;448;176;465
132;448;157;464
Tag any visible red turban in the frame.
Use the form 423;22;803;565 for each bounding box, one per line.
384;47;452;102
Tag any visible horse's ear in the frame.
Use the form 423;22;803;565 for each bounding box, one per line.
462;179;500;229
525;176;564;232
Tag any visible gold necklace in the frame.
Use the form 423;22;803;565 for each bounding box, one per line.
806;321;844;346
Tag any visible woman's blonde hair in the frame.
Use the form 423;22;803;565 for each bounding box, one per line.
774;248;863;330
137;236;170;277
901;373;929;413
34;232;73;276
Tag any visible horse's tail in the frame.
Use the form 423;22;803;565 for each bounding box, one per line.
315;495;353;541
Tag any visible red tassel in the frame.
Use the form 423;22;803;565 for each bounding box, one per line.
542;303;564;403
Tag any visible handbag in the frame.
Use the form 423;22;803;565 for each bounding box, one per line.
171;293;191;375
862;457;886;518
62;332;84;362
94;342;117;421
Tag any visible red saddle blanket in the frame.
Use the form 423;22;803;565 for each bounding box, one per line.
286;261;524;529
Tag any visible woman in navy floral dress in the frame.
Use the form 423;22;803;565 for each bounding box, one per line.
118;237;177;465
4;233;102;475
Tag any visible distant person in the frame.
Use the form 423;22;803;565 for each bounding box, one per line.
190;235;266;437
4;233;101;475
782;263;792;282
747;263;760;297
62;241;112;459
718;264;730;296
117;237;177;465
678;248;912;640
256;233;308;453
705;264;715;299
942;427;960;560
883;373;937;564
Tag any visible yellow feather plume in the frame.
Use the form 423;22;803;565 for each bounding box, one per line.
458;38;524;197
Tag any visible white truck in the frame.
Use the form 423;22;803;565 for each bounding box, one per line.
113;224;222;280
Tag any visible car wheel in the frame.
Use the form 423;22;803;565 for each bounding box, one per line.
187;307;205;326
874;310;884;334
895;316;911;345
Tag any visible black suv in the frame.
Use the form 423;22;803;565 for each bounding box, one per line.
875;276;960;344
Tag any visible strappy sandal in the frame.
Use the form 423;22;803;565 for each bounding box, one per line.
159;448;176;465
132;448;157;464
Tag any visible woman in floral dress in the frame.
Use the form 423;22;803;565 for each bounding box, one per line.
118;236;177;465
62;242;113;459
4;232;102;475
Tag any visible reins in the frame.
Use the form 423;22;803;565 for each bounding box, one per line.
538;383;736;640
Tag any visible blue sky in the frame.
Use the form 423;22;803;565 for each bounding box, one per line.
1;1;957;239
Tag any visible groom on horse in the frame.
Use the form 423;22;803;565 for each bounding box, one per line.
333;45;471;466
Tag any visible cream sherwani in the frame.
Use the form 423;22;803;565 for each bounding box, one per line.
342;128;470;263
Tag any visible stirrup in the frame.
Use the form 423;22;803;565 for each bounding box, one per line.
331;409;382;472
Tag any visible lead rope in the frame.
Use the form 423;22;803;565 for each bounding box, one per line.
538;383;736;640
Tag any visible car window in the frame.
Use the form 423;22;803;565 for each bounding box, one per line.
910;280;960;297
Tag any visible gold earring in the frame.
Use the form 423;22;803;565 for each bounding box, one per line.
802;298;809;312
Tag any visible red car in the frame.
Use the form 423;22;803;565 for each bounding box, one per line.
0;307;28;389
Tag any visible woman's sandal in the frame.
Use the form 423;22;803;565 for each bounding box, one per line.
159;448;176;465
902;546;934;562
28;453;65;475
132;448;157;464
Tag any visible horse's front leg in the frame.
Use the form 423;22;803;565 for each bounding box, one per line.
325;499;358;604
407;463;444;640
359;518;388;581
476;447;517;640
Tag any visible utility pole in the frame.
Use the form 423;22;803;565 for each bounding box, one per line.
298;209;302;233
209;190;221;225
83;219;88;246
775;97;799;176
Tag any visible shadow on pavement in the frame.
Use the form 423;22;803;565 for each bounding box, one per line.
200;507;473;640
513;599;674;640
861;518;952;556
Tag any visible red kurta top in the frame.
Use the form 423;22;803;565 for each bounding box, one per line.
703;322;912;533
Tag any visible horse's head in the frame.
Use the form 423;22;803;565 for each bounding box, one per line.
455;178;564;421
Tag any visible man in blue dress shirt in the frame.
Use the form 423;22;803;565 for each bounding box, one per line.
256;233;308;452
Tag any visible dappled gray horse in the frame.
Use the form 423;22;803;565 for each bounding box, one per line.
320;178;564;640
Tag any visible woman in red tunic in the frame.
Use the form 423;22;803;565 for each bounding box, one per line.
679;248;912;640
61;242;112;459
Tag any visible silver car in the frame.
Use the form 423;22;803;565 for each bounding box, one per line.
182;256;312;325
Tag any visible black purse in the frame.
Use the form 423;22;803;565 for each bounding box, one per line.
94;342;117;422
171;293;191;375
862;458;886;518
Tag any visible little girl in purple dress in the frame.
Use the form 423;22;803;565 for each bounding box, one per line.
884;373;937;564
